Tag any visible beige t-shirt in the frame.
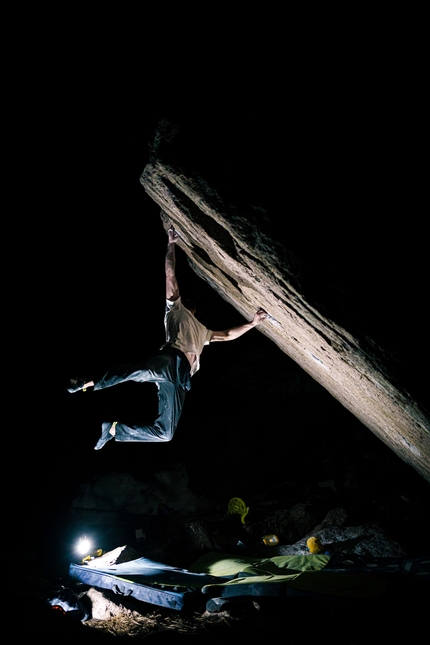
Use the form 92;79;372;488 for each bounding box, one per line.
163;297;213;376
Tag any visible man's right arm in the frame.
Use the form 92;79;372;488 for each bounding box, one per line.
165;226;180;301
210;309;268;342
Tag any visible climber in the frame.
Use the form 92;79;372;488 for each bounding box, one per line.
68;225;268;450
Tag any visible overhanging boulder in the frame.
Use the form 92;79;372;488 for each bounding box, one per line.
140;116;429;482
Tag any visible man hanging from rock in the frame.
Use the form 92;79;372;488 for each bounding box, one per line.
68;225;268;450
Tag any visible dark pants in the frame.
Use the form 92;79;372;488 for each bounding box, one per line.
93;346;191;442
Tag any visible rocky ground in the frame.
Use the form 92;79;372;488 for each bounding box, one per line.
11;431;430;643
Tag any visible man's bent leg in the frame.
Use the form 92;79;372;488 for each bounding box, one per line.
113;382;187;443
94;422;116;450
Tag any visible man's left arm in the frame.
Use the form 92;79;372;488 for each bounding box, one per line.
210;309;268;342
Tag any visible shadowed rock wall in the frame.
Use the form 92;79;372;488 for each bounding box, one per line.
140;115;429;483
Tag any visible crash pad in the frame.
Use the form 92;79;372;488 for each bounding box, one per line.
188;551;331;577
69;556;230;611
68;550;430;612
188;552;389;600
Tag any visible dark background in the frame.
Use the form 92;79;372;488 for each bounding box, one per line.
17;35;429;575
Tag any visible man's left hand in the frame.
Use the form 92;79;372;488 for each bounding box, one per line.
253;308;268;325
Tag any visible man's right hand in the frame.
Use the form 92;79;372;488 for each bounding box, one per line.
168;226;179;244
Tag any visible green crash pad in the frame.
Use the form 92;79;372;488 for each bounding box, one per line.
188;552;390;600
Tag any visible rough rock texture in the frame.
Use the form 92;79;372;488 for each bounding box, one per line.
270;522;406;559
140;116;429;483
83;587;144;622
71;464;209;517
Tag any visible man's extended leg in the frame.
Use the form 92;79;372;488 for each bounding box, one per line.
69;351;177;394
93;352;177;391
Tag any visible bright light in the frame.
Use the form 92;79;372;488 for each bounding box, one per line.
76;536;92;555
